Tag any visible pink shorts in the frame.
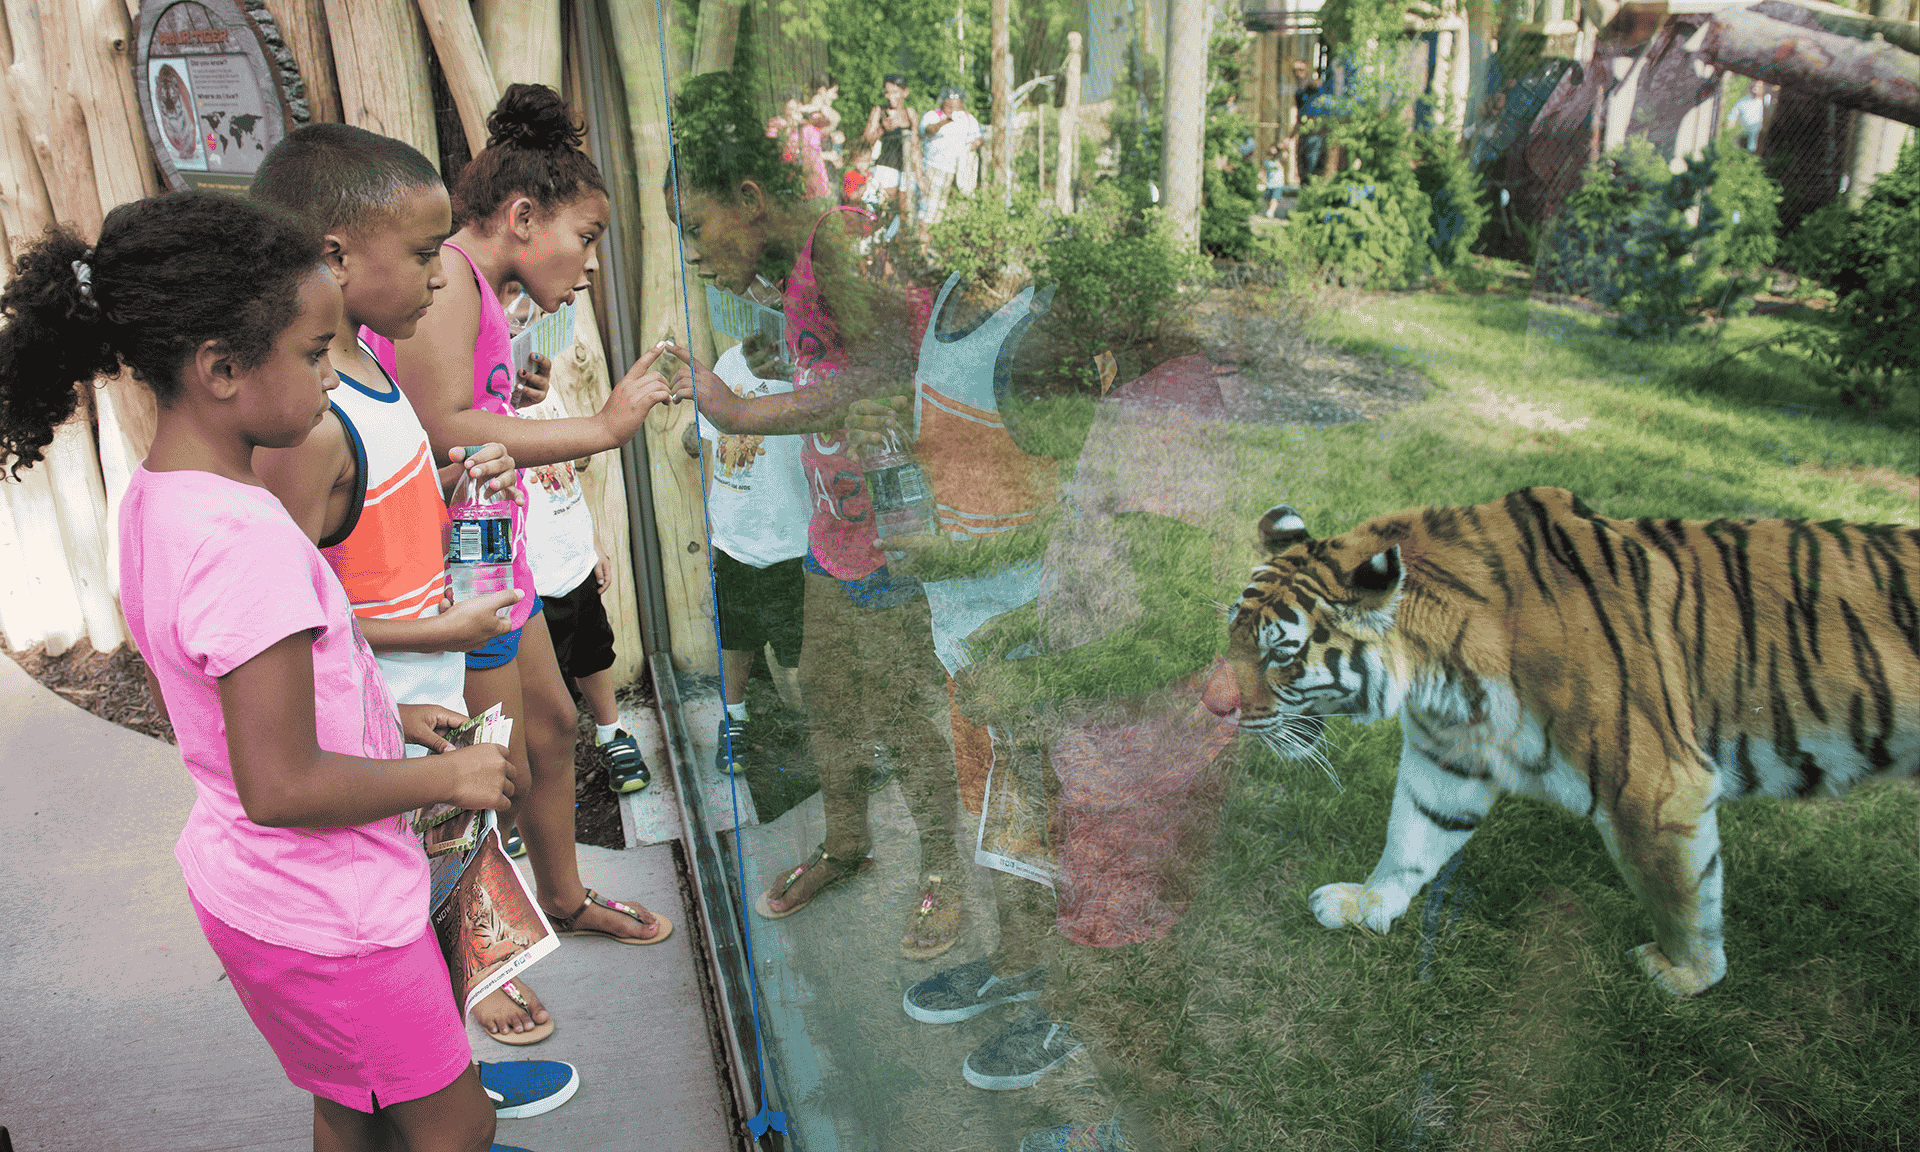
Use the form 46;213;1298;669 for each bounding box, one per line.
190;890;472;1112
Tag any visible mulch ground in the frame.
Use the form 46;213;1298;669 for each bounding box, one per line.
4;636;638;852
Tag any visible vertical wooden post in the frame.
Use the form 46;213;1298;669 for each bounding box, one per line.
990;0;1010;193
472;0;562;90
414;0;498;155
1056;30;1080;213
607;0;718;675
691;0;741;77
323;0;438;166
1161;0;1207;247
261;0;343;123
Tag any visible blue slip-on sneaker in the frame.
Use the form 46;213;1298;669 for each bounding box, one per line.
480;1058;580;1119
903;958;1045;1024
961;1011;1084;1090
602;728;651;793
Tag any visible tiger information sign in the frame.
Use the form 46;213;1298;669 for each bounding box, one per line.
134;0;299;194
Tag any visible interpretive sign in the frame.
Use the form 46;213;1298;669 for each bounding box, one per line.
134;0;300;194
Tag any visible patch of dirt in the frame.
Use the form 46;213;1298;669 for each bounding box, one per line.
1168;287;1430;426
1466;386;1590;434
2;638;176;744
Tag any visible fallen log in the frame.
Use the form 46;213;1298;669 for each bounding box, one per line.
1701;5;1920;126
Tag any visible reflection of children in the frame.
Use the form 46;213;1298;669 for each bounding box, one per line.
692;334;811;775
1262;144;1287;217
0;191;523;1149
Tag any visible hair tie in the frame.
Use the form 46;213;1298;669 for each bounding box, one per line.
71;250;97;312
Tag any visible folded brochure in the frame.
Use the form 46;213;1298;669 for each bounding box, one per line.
414;702;554;1014
430;817;559;1015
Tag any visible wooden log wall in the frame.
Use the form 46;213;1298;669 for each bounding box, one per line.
0;0;668;688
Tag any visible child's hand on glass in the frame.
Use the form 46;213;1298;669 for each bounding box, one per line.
597;343;677;444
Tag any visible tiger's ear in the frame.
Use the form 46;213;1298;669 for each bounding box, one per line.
1334;546;1403;635
1258;505;1311;552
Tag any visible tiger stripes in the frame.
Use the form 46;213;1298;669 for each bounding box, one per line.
1224;486;1919;996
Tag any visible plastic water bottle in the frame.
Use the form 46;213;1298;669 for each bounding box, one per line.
445;451;515;606
861;429;937;546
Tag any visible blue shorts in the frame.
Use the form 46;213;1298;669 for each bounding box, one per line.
464;595;545;671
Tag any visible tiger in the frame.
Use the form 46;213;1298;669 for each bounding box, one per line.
1223;486;1919;996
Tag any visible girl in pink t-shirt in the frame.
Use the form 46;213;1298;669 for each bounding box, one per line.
0;192;525;1150
384;84;682;1044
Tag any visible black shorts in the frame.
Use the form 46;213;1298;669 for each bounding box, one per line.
542;572;617;680
714;549;804;667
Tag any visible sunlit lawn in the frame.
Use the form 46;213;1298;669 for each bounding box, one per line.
1035;286;1919;1151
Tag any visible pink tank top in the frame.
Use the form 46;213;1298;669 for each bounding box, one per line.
364;240;536;631
791;207;883;581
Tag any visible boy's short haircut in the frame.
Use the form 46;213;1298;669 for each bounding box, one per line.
252;123;443;234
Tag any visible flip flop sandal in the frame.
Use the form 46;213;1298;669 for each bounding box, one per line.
755;843;875;920
547;888;674;945
481;980;554;1046
900;873;965;960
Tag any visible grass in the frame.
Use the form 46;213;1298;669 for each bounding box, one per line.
1027;287;1920;1151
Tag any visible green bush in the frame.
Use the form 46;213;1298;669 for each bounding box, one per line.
1290;110;1433;289
1414;130;1490;268
1779;200;1851;285
924;185;1053;296
1040;192;1208;384
1794;138;1920;413
1539;137;1783;338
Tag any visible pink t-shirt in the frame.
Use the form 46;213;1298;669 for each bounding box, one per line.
363;238;536;631
119;466;426;957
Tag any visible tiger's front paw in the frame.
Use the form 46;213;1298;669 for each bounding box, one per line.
1633;942;1724;998
1310;883;1384;931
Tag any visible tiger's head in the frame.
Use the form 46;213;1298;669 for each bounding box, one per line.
1226;505;1409;758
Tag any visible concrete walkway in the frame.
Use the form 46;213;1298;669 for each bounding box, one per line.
0;656;732;1152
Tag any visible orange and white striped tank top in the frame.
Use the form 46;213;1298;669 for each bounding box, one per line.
322;353;450;622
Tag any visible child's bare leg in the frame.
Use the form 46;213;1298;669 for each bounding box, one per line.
575;666;620;728
516;612;664;940
721;648;754;708
462;656;552;1039
313;1095;390;1152
378;1063;496;1152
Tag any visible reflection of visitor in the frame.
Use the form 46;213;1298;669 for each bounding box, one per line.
1262;143;1287;217
1728;80;1768;152
768;88;832;200
803;73;844;177
1290;58;1327;184
920;86;982;228
862;73;920;225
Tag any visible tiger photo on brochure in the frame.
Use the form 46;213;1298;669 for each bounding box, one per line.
1221;486;1918;997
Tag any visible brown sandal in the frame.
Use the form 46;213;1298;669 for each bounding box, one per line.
900;873;964;960
755;843;874;920
479;980;554;1046
546;888;673;945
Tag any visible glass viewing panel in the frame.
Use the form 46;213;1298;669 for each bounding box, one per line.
641;1;1920;1149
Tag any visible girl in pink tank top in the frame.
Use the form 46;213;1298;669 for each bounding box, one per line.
382;84;680;1047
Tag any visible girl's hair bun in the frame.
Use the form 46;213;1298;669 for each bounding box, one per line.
485;83;585;153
